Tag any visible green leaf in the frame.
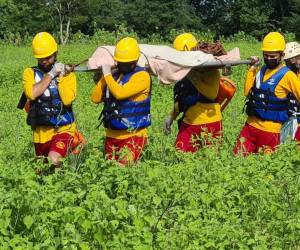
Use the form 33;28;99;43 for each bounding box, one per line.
80;243;90;250
153;196;161;206
23;215;34;230
94;231;104;244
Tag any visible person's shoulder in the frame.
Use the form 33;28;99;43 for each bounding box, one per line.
23;67;35;74
22;67;35;78
62;71;77;80
136;66;149;73
134;68;150;78
285;69;299;81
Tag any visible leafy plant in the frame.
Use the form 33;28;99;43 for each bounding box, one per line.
0;38;300;249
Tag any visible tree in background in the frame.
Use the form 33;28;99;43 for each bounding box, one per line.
0;0;52;43
282;0;300;39
235;0;273;39
0;0;299;44
123;0;202;38
189;0;277;39
189;0;235;37
46;0;90;44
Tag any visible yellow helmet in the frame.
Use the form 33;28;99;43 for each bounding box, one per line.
173;33;197;51
283;42;300;60
114;37;140;62
262;32;285;52
32;32;58;58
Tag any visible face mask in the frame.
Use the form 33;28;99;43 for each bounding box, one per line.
285;61;298;73
38;63;54;73
264;57;281;69
37;53;57;73
117;62;136;74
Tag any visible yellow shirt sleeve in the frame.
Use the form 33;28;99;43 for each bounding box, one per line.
91;76;106;104
244;67;258;96
57;72;77;106
23;68;35;100
274;71;300;101
104;71;151;100
23;68;77;106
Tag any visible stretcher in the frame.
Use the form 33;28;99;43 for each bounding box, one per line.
69;44;251;83
67;44;248;111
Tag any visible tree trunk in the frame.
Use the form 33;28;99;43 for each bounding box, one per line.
54;1;73;45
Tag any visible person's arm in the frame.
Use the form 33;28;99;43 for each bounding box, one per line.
57;72;77;106
164;102;180;134
104;71;150;100
281;71;300;102
244;56;260;96
32;75;53;99
23;63;66;100
244;68;258;96
23;68;52;100
170;102;180;120
91;76;106;104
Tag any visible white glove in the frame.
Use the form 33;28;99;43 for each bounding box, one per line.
164;115;174;134
48;62;65;79
249;56;260;68
102;64;112;77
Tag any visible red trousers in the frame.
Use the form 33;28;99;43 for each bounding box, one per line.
295;127;300;141
234;123;280;156
104;136;147;165
175;121;223;152
34;133;73;157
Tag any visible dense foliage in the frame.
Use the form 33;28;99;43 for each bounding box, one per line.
0;37;300;249
0;0;300;44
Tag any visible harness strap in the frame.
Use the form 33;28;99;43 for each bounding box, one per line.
108;111;150;119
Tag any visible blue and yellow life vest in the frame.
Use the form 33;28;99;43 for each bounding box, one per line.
174;77;216;114
289;96;300;122
27;67;75;128
246;66;291;123
100;66;151;130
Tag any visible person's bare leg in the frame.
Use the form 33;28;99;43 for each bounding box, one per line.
48;151;63;166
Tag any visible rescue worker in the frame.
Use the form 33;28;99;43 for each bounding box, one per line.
23;32;77;166
91;37;151;165
234;32;300;156
164;33;223;152
284;42;300;141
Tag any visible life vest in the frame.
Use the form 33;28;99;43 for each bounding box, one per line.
99;66;151;130
288;95;300;122
27;67;75;128
289;73;300;123
245;66;291;123
173;77;217;114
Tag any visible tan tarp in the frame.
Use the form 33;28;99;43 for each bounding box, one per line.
87;44;241;84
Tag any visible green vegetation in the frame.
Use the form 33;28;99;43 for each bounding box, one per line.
0;39;300;249
0;0;300;45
